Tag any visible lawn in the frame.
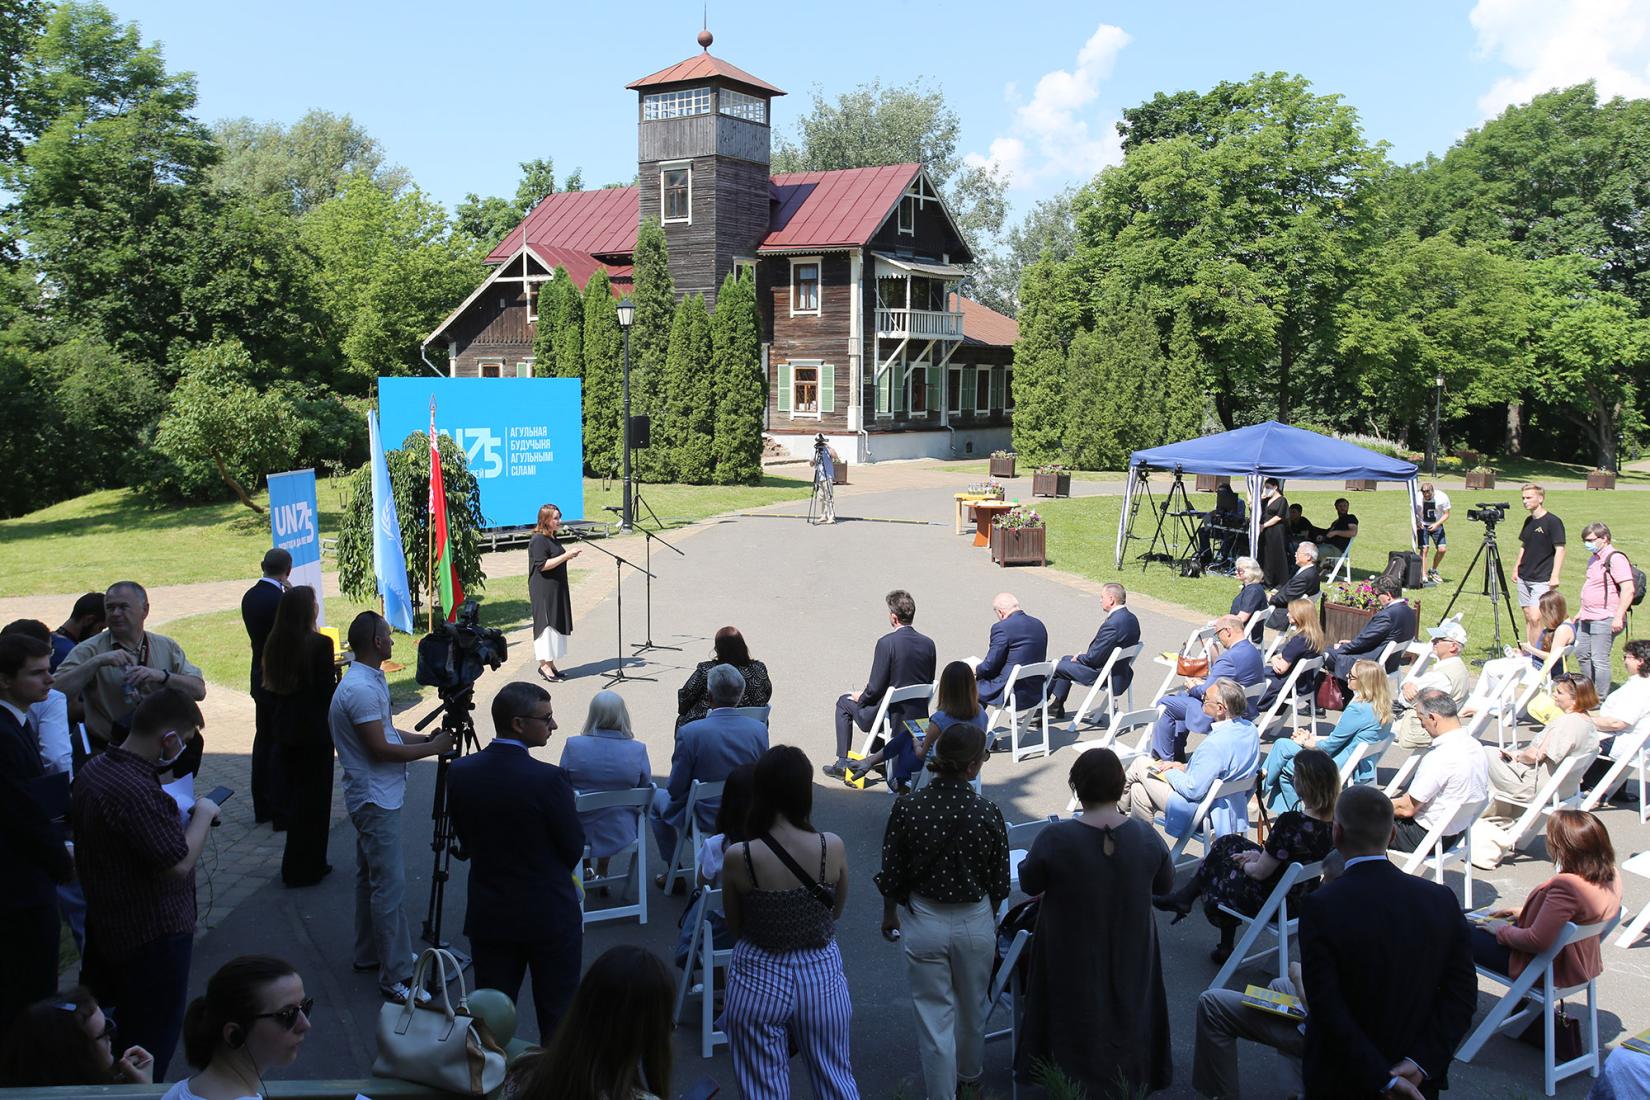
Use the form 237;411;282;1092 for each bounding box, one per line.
0;474;810;598
1037;485;1648;677
934;460;1126;479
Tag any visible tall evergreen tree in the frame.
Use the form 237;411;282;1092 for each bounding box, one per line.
532;270;572;371
1009;254;1079;464
581;271;622;477
554;277;584;381
629;222;675;481
710;272;764;485
665;293;716;483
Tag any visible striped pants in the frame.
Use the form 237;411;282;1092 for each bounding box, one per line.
724;939;860;1100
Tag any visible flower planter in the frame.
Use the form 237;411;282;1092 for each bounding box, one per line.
1586;471;1616;490
989;455;1017;479
1195;474;1229;492
1465;470;1497;489
991;523;1046;567
1321;600;1421;647
1032;471;1071;498
832;460;849;486
1345;479;1378;492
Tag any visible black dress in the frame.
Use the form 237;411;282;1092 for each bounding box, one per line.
528;533;572;657
1197;811;1333;930
1257;633;1321;712
1259;494;1290;587
675;659;774;729
272;633;336;886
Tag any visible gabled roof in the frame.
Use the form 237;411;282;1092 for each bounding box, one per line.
763;163;922;253
487;187;639;265
626;52;785;96
952;294;1019;348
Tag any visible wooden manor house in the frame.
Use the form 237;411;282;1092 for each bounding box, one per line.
423;33;1018;462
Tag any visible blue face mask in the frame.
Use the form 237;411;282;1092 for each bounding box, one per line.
1584;540;1601;553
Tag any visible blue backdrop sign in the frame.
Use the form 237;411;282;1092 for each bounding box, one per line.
378;377;584;528
268;468;325;625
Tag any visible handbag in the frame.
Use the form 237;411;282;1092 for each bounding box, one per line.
372;947;506;1095
1176;655;1210;678
1516;1000;1583;1062
1315;674;1347;713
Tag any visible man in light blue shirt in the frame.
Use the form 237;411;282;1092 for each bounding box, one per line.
650;665;768;871
1123;678;1260;839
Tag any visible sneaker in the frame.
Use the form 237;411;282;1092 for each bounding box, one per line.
382;982;433;1006
821;760;848;780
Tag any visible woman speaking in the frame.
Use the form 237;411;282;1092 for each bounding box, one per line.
529;503;580;682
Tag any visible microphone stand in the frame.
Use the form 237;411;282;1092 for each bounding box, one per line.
631;525;683;655
564;529;657;684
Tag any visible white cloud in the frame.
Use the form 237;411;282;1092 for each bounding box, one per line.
1471;0;1650;116
964;23;1131;193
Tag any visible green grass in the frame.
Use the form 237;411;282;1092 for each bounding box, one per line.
0;475;809;598
934;460;1126;479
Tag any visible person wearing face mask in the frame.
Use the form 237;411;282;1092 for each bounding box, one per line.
1575;522;1637;697
69;688;220;1080
1256;478;1291;588
164;956;312;1100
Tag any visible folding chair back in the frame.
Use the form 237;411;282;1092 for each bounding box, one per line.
1163;773;1256;869
1207;859;1324;991
1501;644;1575;748
673;886;735;1057
987;661;1056;762
1006;815;1061;893
1069;644;1142;732
1337;733;1393;787
663;778;727;894
857;682;937;760
1065;709;1156;810
1241;606;1269;644
1321;536;1355;583
984;927;1034;1079
1152;624;1220;705
1613;850;1650;948
576;785;653;927
1579;719;1650;821
1396;641;1434;694
1254;655;1325;740
1390;796;1488;908
724;705;771;726
1488;755;1587;861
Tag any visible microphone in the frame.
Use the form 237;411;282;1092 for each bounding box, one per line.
603;505;623;514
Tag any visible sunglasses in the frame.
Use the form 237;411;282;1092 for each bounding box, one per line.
253;998;314;1031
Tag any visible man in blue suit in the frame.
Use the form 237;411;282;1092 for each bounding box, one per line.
447;679;585;1042
973;593;1049;710
825;589;937;778
1048;583;1141;721
1152;615;1264;760
652;664;769;861
1327;576;1417;681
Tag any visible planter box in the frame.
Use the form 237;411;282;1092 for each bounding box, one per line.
1345;479;1378;492
1032;471;1071;498
1586;471;1616;490
1322;600;1422;647
1195;474;1230;492
1465;471;1497;489
832;460;848;486
991;523;1047;567
989;455;1017;479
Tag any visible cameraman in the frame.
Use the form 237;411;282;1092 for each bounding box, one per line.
329;612;453;1005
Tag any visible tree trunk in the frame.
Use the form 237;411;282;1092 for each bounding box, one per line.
1504;401;1524;457
211;451;265;514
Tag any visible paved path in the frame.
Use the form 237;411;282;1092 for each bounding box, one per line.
167;469;1649;1097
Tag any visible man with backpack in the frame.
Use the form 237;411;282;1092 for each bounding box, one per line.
1577;522;1641;696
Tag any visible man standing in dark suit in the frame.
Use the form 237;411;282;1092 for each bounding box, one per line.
973;592;1049;710
241;548;290;825
826;589;938;779
1327;576;1417;681
1298;785;1476;1099
1266;542;1322;631
1048;583;1141;721
447;680;585;1042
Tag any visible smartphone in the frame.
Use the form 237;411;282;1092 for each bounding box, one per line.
903;719;926;738
205;786;234;806
678;1078;720;1100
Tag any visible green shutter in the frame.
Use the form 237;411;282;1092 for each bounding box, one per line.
875;364;892;415
925;367;940;414
819;363;835;413
990;366;1004;411
777;363;792;414
894;364;907;414
962;366;976;415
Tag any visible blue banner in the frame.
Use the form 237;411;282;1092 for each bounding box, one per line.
268;468;325;626
378;377;584;528
368;412;415;633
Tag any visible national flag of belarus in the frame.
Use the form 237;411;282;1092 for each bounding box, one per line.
429;401;463;621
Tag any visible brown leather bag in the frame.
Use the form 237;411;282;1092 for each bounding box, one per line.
1176;655;1210;678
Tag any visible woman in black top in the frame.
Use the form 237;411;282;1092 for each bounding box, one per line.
261;585;336;887
1258;478;1290;587
1230;556;1269;642
675;626;773;729
529;503;580;682
1256;598;1325;712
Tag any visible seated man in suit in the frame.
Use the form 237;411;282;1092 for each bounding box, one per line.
1048;583;1140;722
652;665;769;864
825;589;937;779
1393;622;1473;750
1152;616;1264;761
1121;678;1260;839
1326;576;1416;682
972;592;1048;711
1298;785;1477;1099
446;680;584;1042
1265;542;1321;631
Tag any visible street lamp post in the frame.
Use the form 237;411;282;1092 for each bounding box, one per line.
1429;373;1444;477
616;297;635;531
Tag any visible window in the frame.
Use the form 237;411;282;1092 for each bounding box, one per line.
793;365;819;414
975;366;992;412
898;194;915;234
947;367;962;415
479;359;503;379
791;260;820;314
778;361;832;417
662;165;690;223
515;360;534;378
909;365;928;415
643;87;711;119
719;88;767;123
733;257;756;283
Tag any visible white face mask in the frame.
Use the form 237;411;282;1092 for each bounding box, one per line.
156;730;187;769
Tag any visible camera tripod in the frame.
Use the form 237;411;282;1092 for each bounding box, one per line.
414;684;482;964
1438;515;1521;648
809;464;836;525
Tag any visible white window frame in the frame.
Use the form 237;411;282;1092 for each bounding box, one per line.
516;359;534;378
947;366;963;416
974;365;992;414
478;358;504;379
732;256;756;283
643;87;711;120
789;256;822;316
898;194;915;235
660;162;692;225
719;88;767;124
790;361;823;419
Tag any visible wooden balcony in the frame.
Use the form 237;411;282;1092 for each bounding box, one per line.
876;307;964;340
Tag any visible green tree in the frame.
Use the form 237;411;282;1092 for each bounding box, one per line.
629;221;675;481
967;187;1077;316
336;430;488;611
209;109;408;214
1009;254;1080;463
581;270;622;476
665;293;715;483
452;192;522;248
710;271;764;485
44;334;166;488
553;274;584;381
0;0;50;164
514;157;557;212
0;344;70;516
532;270;571;372
1063;295;1207;469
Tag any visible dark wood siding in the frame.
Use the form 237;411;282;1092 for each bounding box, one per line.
867;189;969;263
449;290;536;378
764;252;853;431
639;153;769;308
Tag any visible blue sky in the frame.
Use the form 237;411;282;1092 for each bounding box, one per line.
111;0;1650;222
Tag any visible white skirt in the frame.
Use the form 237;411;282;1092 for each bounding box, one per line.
534;627;569;661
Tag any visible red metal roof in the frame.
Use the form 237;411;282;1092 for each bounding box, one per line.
487;186;639;265
761;163;920;253
626;51;785;96
952;293;1019;348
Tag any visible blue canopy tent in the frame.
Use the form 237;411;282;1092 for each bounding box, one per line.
1114;421;1420;568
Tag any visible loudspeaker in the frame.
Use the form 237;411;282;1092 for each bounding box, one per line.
1387;549;1423;589
628;415;651;449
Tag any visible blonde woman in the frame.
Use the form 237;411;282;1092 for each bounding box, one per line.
1261;658;1393;812
1256;598;1325;711
1229;557;1268;644
559;691;652;879
528;503;580;681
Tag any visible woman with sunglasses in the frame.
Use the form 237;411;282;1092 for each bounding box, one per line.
0;987;153;1086
164;956;311;1100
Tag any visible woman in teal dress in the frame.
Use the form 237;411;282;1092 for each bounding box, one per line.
1260;656;1393;813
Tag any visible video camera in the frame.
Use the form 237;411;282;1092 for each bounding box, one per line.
1466;502;1510;525
415;598;507;693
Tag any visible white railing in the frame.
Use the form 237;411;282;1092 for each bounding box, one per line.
876;308;963;339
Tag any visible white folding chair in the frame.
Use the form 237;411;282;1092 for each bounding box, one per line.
662;778;726;894
1320;536;1355;583
1207;859;1324;992
673;886;735;1057
986;661;1056;762
1065;710;1157;810
576;785;653;927
1395;640;1435;696
1389;797;1488;908
1581;720;1650;822
1262;626;1293;664
1473;755;1590;868
984;926;1034;1100
1242;606;1269;645
1005;816;1061;895
1152;624;1220;706
1067;644;1142;732
1495;645;1575;751
724;705;771;726
1254;656;1325;740
1337;733;1393;787
1160;773;1256;870
1612;851;1650;948
856;682;937;760
1455;913;1621;1095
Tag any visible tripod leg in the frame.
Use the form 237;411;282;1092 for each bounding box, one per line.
1438;537;1492;622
